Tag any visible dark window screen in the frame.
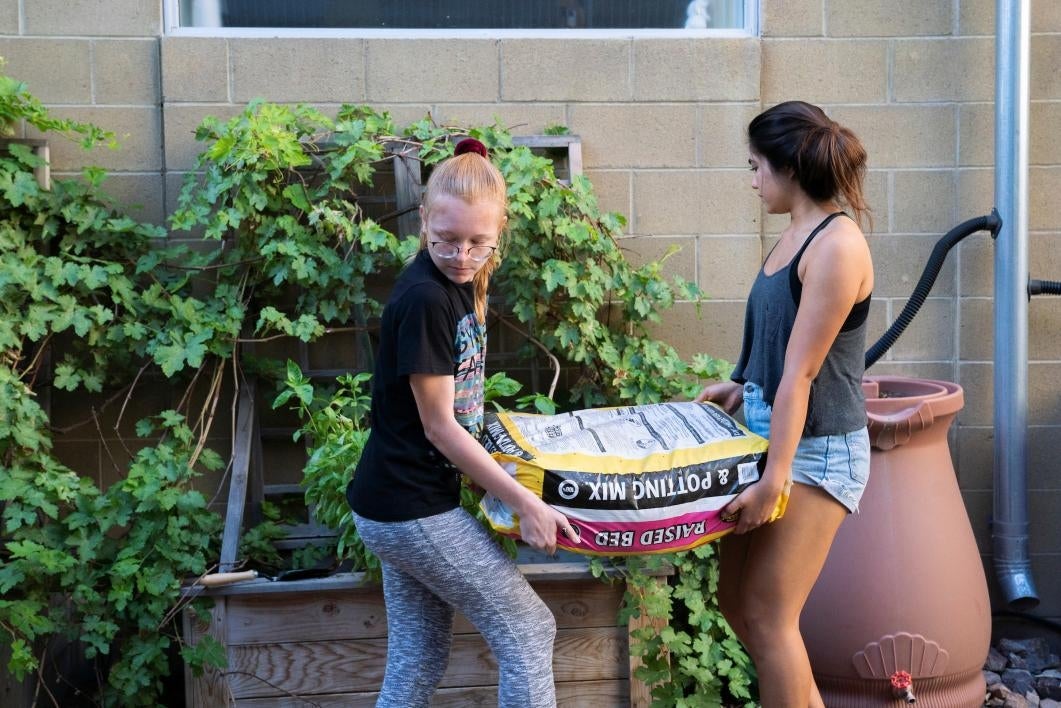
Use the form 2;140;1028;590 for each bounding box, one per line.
208;1;740;30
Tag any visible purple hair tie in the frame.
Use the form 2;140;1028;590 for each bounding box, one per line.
454;137;488;159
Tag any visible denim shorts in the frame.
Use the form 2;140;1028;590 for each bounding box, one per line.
742;381;870;513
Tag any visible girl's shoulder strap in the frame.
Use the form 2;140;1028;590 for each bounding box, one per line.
788;211;848;301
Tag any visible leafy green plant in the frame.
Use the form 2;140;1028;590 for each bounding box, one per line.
272;360;376;573
0;56;113;148
0;62;751;705
0;65;228;705
611;548;757;707
0;407;226;706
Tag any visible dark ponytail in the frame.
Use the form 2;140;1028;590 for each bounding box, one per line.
749;101;871;230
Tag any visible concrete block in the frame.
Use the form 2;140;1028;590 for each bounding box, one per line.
162;104;243;171
98;172;166;226
1029;363;1061;425
583;169;631;229
861;169;889;234
957;361;991;426
827;0;951;37
24;0;160;36
959;102;994;167
230;38;364;103
568;103;696;168
956;426;992;489
391;105;439;131
0;0;18;34
762;39;888;104
501;40;629;101
894;38;994;103
1034;1;1061;31
830;105;957;168
1032;34;1061;100
956;167;993;228
1029;166;1061;231
892;170;957;234
697;235;762;299
887;297;957;361
865;360;954;382
961;490;991;554
955;0;1061;35
160;37;228;103
1030;101;1061;166
957;236;993;297
634;169;758;236
431;103;566;136
366;39;497;103
762;0;823;37
1028;227;1061;281
633;38;759;101
870;234;957;297
697;103;761;168
0;38;91;103
1029;427;1061;490
646;300;746;363
1029;278;1061;361
93;39;159;105
958;296;993;362
862;299;891;362
958;0;992;36
620;235;698;286
26;106;161;172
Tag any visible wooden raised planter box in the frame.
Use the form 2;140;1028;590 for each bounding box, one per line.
183;561;659;707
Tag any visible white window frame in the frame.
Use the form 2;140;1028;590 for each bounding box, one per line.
162;0;760;38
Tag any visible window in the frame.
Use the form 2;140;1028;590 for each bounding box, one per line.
171;0;752;32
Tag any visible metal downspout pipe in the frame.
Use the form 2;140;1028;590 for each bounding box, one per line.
992;0;1039;609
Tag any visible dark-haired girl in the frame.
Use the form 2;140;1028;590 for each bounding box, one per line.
696;101;874;707
348;139;574;708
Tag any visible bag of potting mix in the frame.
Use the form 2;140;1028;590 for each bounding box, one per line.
479;401;786;556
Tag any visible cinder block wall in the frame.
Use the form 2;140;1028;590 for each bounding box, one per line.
1;0;1059;617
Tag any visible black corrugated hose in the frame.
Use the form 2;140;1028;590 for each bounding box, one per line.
1029;279;1061;296
865;209;1002;369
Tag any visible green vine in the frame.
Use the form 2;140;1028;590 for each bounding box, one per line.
609;549;758;706
0;57;113;148
1;59;752;705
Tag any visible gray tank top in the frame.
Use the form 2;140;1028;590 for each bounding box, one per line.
730;213;869;436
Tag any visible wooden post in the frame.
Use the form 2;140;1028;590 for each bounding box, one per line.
628;574;670;708
389;141;422;239
183;598;231;707
219;378;256;572
0;641;34;708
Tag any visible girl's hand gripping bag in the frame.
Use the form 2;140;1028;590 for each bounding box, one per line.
479;401;787;555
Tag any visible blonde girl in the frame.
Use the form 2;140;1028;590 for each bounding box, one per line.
348;138;574;708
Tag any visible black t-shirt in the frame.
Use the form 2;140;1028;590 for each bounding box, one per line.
346;250;486;521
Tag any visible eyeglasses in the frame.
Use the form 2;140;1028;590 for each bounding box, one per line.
429;241;497;263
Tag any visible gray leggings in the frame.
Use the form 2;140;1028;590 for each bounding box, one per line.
353;507;557;708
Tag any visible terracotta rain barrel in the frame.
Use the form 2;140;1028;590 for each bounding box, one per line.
801;376;991;707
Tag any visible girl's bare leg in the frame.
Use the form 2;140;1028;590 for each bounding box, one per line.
716;483;847;708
